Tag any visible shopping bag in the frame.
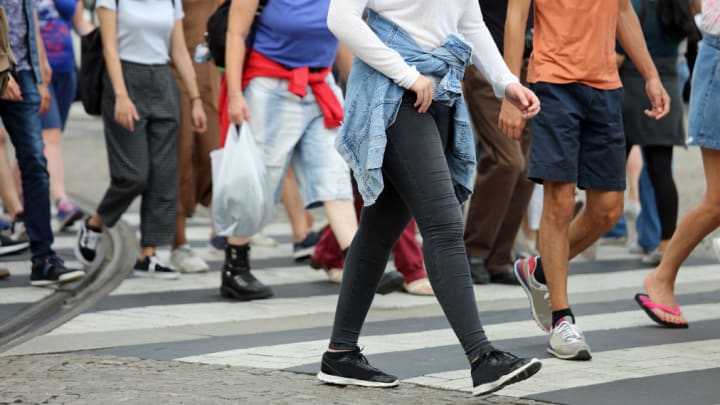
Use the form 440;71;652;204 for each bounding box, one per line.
211;124;274;237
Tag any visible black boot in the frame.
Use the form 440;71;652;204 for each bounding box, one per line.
220;243;273;301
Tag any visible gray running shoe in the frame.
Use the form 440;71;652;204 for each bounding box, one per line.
547;317;592;360
514;256;552;332
641;249;663;266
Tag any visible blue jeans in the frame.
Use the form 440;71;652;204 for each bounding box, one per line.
0;70;54;260
637;160;661;251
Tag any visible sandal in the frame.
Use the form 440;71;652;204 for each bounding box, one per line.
403;278;434;296
634;293;688;328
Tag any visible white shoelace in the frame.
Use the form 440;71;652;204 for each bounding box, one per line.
556;321;584;343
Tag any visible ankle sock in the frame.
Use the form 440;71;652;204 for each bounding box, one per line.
533;257;546;284
552;308;575;327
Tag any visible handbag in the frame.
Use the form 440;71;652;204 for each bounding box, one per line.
79;27;105;115
78;0;117;116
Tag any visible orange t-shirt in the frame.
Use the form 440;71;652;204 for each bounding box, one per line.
528;0;623;90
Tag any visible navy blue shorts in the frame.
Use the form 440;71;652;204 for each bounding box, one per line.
528;82;626;191
40;70;77;131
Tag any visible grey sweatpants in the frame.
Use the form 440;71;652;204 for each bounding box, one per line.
97;61;179;247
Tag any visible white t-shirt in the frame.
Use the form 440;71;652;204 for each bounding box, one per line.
327;0;518;97
702;0;720;36
96;0;184;65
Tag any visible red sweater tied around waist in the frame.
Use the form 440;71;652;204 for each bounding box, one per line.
218;50;344;146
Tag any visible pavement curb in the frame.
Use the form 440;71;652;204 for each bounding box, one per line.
0;200;137;353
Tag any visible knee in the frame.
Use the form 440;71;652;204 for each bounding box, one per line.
544;187;576;226
701;200;720;226
587;201;623;230
112;175;148;196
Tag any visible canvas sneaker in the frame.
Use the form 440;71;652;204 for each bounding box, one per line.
56;198;85;232
514;256;552;331
170;244;210;273
547;316;592;360
30;256;85;286
471;350;542;396
293;231;321;261
250;232;279;247
317;349;399;388
133;256;179;280
75;219;104;266
0;232;29;256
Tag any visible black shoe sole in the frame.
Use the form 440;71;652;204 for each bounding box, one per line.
473;358;542;396
220;286;274;301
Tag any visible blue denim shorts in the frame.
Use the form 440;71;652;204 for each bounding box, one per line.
529;82;626;191
243;75;353;208
688;33;720;150
40;70;77;131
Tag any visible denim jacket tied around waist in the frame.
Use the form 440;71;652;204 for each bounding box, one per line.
337;10;476;206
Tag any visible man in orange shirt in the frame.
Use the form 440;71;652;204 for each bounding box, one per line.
503;0;670;360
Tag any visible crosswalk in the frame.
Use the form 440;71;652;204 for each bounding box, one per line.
2;213;720;404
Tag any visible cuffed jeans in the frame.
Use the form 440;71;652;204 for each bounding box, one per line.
0;71;54;260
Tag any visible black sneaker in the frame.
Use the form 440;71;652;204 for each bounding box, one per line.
293;231;321;261
75;219;103;266
133;256;179;280
471;350;542;396
220;244;273;301
376;271;404;295
468;257;490;284
317;349;399;388
0;232;30;256
30;256;86;286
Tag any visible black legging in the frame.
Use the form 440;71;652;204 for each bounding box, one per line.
329;94;492;362
627;144;678;240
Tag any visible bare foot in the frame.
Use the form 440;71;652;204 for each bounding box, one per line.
643;270;688;325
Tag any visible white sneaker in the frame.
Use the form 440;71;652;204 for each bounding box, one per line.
170;244;209;273
712;237;720;263
250;232;279;247
547;317;592;360
641;248;663;266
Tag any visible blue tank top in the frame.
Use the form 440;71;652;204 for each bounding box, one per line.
252;0;339;68
35;0;77;72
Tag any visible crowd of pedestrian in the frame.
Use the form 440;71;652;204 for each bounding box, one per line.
0;0;718;397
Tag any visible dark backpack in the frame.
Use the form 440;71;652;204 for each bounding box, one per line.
205;0;268;69
655;0;701;41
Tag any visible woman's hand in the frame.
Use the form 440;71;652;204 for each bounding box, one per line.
191;99;208;133
410;75;434;113
504;83;541;120
229;92;251;124
114;94;139;132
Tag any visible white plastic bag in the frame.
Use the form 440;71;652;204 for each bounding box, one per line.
211;124;274;237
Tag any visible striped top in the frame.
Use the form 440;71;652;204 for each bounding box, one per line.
703;0;720;35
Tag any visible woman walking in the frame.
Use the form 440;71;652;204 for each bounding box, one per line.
219;0;358;300
319;0;542;396
74;0;207;278
636;0;720;328
620;0;686;266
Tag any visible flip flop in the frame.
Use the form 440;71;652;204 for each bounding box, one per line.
634;293;689;329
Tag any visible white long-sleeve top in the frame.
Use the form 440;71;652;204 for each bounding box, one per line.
327;0;519;97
